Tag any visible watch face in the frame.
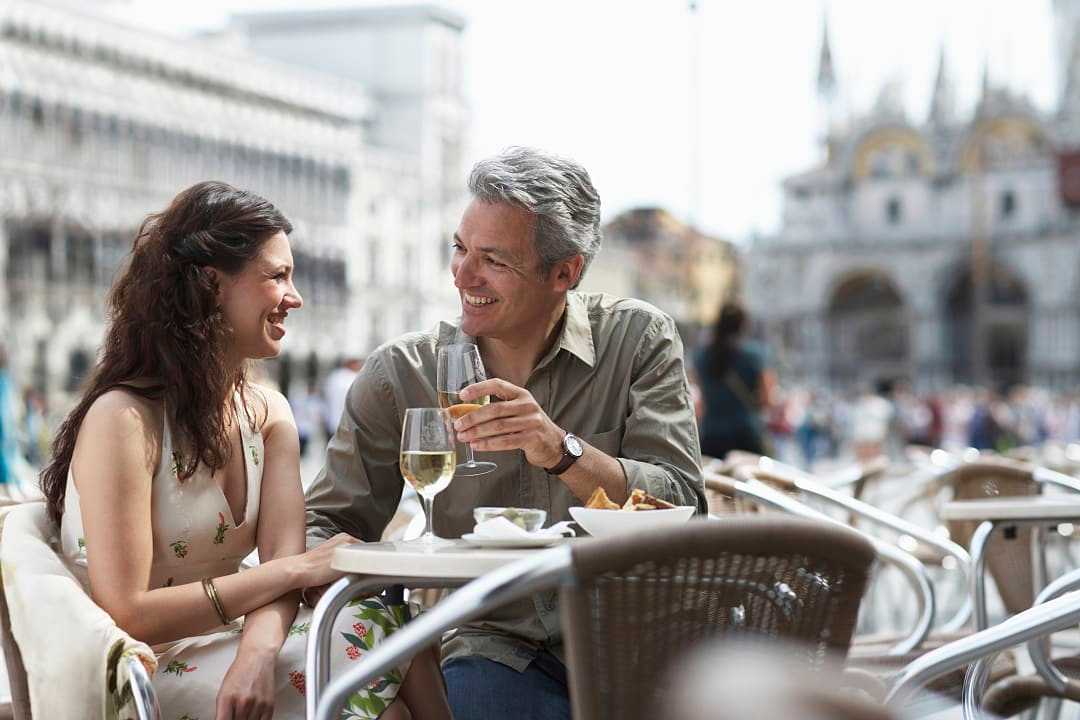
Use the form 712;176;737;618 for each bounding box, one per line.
565;434;583;457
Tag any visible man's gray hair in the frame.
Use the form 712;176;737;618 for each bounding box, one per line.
468;147;601;288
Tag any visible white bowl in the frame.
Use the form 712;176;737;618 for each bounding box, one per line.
568;505;696;538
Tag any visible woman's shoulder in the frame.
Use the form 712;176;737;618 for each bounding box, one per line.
245;382;294;432
75;388;164;482
83;387;163;438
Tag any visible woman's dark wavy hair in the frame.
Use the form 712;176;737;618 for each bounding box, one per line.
41;181;293;524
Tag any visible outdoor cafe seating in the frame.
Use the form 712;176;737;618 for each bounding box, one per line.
10;448;1080;718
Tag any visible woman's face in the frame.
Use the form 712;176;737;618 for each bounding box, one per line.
216;231;302;361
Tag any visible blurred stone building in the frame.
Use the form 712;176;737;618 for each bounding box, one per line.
585;207;739;339
0;0;465;407
747;7;1080;391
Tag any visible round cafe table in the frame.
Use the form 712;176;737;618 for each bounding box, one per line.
304;538;571;719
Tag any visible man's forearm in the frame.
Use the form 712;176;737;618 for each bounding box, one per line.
558;443;628;504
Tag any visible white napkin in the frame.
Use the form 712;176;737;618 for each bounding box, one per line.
472;517;577;539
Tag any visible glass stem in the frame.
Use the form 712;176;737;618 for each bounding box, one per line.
464;440;478;466
422;495;435;537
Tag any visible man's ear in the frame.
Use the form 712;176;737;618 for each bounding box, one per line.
552;255;585;291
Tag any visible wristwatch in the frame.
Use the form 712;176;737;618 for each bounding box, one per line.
546;432;584;475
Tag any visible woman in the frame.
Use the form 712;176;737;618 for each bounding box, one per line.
39;182;450;720
692;301;776;461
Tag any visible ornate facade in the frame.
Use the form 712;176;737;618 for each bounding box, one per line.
0;1;465;405
746;8;1080;391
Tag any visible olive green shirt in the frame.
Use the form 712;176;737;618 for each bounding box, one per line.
305;291;705;671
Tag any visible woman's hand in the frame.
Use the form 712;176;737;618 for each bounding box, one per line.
215;648;277;720
289;533;360;590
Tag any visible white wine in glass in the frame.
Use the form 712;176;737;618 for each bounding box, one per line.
438;391;489;420
400;408;456;544
400;449;455;498
437;343;497;476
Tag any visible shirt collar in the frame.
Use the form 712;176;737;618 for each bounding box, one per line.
447;291;596;369
555;291;596;368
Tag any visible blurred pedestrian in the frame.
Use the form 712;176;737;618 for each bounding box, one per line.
795;390;831;469
692;301;775;460
21;388;48;467
850;378;900;462
322;356;362;438
288;380;321;457
0;347;18;486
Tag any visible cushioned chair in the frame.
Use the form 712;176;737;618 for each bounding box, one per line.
0;505;159;720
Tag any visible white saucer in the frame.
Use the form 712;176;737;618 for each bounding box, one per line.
460;533;567;549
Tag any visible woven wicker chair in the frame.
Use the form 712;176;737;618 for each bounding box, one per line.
313;517;876;720
561;518;875;720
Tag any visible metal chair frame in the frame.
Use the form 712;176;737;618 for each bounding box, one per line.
747;458;973;633
728;474;935;656
886;585;1080;710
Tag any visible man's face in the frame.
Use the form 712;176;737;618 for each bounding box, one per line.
450;199;565;341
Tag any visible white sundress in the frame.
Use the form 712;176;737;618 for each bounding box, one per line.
60;397;411;720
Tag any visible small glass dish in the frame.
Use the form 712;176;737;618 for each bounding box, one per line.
473;507;547;532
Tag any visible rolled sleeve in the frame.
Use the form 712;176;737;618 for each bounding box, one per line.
618;314;706;512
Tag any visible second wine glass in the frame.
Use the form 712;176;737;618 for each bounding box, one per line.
437;343;498;477
400;407;456;545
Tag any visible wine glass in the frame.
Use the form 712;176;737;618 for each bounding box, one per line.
400;408;456;545
437;343;498;477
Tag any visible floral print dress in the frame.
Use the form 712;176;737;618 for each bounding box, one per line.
60;398;411;719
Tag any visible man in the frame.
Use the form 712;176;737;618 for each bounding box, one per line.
305;147;705;719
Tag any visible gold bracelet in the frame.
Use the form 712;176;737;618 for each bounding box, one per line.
201;577;230;625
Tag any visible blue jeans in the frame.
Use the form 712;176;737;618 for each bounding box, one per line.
443;651;571;720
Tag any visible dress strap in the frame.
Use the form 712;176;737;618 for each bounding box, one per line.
159;398;175;480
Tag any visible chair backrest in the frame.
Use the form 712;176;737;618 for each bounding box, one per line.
940;458;1037;614
559;517;877;720
0;512;33;720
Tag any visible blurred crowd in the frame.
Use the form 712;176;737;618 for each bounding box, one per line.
0;354;368;487
7;343;1080;484
737;381;1080;471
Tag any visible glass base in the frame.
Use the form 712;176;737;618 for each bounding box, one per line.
454;460;497;477
407;533;453;547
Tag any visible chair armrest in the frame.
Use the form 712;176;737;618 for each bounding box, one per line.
315;546;574;720
1026;567;1080;695
1033;466;1080;495
127;655;161;720
886;589;1080;708
734;478;934;656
